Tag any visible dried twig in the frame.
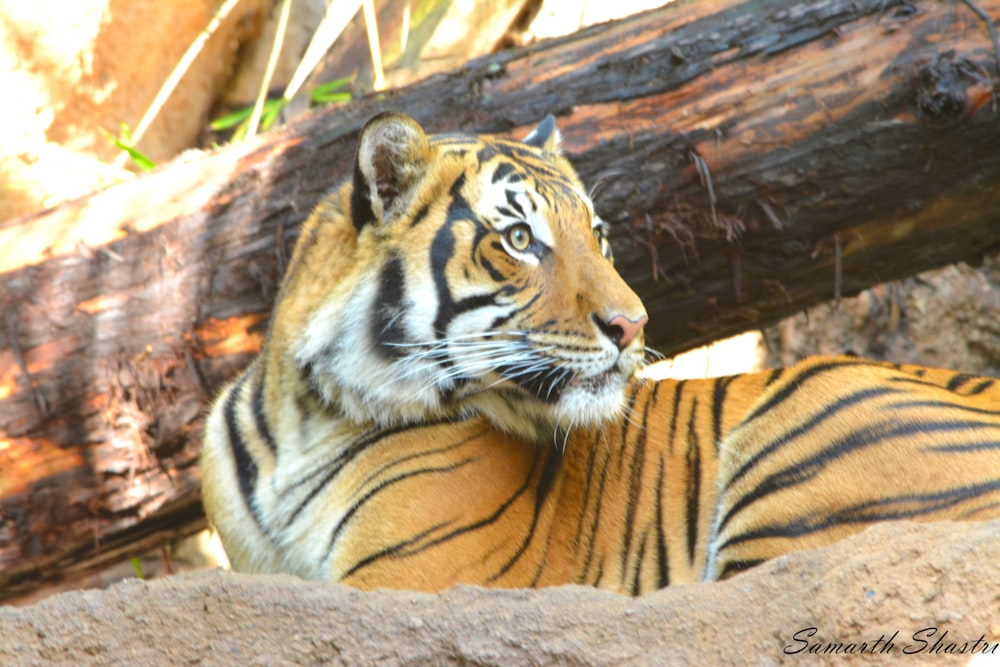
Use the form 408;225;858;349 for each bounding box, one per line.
246;0;293;138
114;0;245;168
362;0;385;91
284;0;364;101
689;151;718;232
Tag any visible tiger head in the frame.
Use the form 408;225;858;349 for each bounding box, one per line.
282;112;647;441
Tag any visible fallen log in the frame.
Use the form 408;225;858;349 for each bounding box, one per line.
2;0;1000;601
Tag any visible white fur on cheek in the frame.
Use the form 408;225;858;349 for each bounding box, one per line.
293;276;449;425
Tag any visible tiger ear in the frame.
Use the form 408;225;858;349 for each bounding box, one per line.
523;114;561;152
351;111;430;228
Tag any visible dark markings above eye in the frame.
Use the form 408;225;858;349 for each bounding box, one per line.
504;189;525;217
492;162;516;183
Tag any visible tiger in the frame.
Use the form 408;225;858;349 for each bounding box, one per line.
200;111;1000;594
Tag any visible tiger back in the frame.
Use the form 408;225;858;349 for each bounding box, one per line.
201;112;1000;593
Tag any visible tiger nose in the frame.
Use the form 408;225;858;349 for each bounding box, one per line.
597;314;648;350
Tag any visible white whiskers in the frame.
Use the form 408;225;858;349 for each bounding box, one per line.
384;331;567;405
643;346;665;366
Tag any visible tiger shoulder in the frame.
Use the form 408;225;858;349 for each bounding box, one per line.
200;111;1000;594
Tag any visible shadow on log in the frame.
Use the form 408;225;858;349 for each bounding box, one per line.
2;0;999;601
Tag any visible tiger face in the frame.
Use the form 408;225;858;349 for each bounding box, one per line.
286;112;647;440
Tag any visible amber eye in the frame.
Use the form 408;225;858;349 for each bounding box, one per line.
505;224;532;252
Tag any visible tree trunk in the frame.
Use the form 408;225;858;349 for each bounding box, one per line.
2;0;999;601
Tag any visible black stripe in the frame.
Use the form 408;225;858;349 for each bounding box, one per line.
224;373;265;529
592;560;605;589
487;141;571;185
655;455;670;589
717;478;1000;553
350;160;376;230
890;397;1000;416
282;423;422;530
946;373;975;392
490;447;562;581
372;254;408;359
646;377;662;420
711;376;735;453
325;457;477;562
742;358;869;425
430;175;505;338
412;447;543;568
344;442;545;579
430;134;475;146
718;558;766;580
927;440;1000;452
685;398;701;564
504;189;526;217
891;376;1000;406
630;532;649;596
479;252;506;282
617;386;643;475
341;521;453;579
492;161;516;183
619;389;650;584
488;292;541;330
666;380;686;455
970;378;997;395
409;203;430;228
527;444;567;590
476;144;499;163
478;141;542;163
579;444;612;582
351;422;487;490
251;366;278;455
573;429;603;550
718;417;999;536
725;386;906;489
535;447;562;511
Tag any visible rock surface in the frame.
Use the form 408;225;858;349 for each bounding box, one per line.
766;256;1000;377
3;521;999;666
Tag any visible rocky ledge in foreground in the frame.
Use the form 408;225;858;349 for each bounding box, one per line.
2;520;999;666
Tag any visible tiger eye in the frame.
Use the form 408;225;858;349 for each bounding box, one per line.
593;223;613;261
506;224;532;252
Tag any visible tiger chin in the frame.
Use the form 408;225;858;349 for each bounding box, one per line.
202;112;1000;593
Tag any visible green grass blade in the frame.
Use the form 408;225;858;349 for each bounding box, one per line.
100;127;156;171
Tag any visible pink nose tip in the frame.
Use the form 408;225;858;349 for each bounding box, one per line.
608;314;648;349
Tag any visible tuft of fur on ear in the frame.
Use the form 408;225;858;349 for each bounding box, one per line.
523;114;561;152
351;112;430;229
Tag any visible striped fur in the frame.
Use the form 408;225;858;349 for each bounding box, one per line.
201;114;1000;594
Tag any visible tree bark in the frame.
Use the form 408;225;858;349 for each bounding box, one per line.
2;0;999;601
